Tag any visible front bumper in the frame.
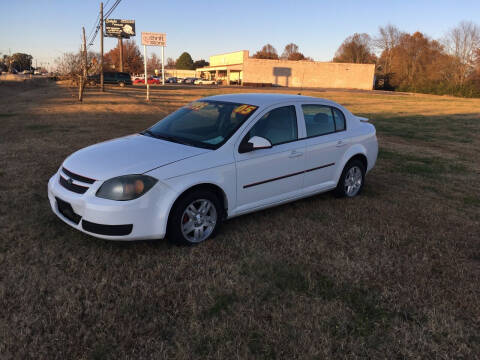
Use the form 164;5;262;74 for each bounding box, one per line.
47;171;177;240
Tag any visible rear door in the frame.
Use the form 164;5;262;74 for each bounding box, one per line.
300;104;349;192
234;104;305;213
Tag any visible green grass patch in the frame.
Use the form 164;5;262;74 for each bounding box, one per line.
202;292;238;319
25;124;53;131
463;196;480;206
242;259;403;338
372;114;479;144
379;149;468;178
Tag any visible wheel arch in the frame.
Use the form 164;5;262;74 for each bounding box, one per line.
167;182;229;223
335;144;368;184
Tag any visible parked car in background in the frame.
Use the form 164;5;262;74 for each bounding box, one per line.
166;77;178;83
194;78;216;85
184;77;199;84
88;72;132;86
133;77;160;85
48;93;378;245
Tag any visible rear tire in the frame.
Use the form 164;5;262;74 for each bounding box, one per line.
119;81;125;87
334;159;365;198
167;189;223;245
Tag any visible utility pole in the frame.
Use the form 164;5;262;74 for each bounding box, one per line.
119;37;124;72
100;2;104;91
79;26;87;102
83;27;87;78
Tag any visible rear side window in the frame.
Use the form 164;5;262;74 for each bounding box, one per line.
302;105;335;137
332;108;346;131
302;105;346;137
246;105;298;146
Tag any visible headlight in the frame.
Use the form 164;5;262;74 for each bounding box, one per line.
96;175;158;201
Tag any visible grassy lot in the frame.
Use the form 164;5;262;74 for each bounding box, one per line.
0;81;479;359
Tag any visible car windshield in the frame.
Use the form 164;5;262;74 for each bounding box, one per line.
143;100;258;149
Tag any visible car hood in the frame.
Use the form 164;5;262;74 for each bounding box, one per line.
62;134;209;180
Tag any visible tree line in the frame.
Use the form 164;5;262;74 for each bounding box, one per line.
251;43;313;61
250;21;480;97
333;21;480;97
53;40;210;78
0;53;33;72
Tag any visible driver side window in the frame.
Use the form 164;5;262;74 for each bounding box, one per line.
246;105;298;146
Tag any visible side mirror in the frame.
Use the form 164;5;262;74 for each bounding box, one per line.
239;136;272;153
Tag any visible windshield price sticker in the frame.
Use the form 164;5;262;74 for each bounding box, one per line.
233;104;257;115
188;102;208;111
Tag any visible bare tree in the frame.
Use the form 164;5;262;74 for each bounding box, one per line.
54;51;100;76
55;52;82;76
443;21;480;85
147;53;162;74
374;24;403;76
333;33;376;64
253;44;279;59
165;57;176;69
281;43;306;60
282;43;297;59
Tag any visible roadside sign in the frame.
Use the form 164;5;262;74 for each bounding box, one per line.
105;19;136;38
142;32;167;46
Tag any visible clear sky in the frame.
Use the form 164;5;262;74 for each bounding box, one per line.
1;0;479;70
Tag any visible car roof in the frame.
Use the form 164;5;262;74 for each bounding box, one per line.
202;93;337;107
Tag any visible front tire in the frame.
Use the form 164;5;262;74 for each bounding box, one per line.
167;189;223;245
335;159;365;198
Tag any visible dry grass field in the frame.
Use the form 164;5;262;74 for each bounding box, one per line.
0;80;479;359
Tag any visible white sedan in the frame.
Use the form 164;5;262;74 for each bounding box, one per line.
194;78;216;85
48;93;378;244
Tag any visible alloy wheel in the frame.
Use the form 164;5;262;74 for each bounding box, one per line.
180;199;217;243
344;166;363;197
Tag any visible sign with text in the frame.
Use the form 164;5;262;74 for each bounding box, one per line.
105;19;135;38
142;32;167;46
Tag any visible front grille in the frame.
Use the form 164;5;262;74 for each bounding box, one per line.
59;175;89;194
56;197;81;224
82;220;133;236
58;167;95;194
62;167;96;184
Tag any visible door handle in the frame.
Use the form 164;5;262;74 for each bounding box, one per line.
336;140;346;148
289;150;303;158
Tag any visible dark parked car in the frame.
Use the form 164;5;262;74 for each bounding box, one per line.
183;77;200;84
88;72;132;86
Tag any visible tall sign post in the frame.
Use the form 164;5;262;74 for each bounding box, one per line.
162;46;165;85
143;43;149;100
142;32;167;97
100;2;104;91
105;19;135;73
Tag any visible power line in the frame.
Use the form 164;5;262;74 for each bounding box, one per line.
105;0;121;19
86;12;100;43
87;0;121;49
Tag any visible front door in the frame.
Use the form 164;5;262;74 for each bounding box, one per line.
234;105;305;214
